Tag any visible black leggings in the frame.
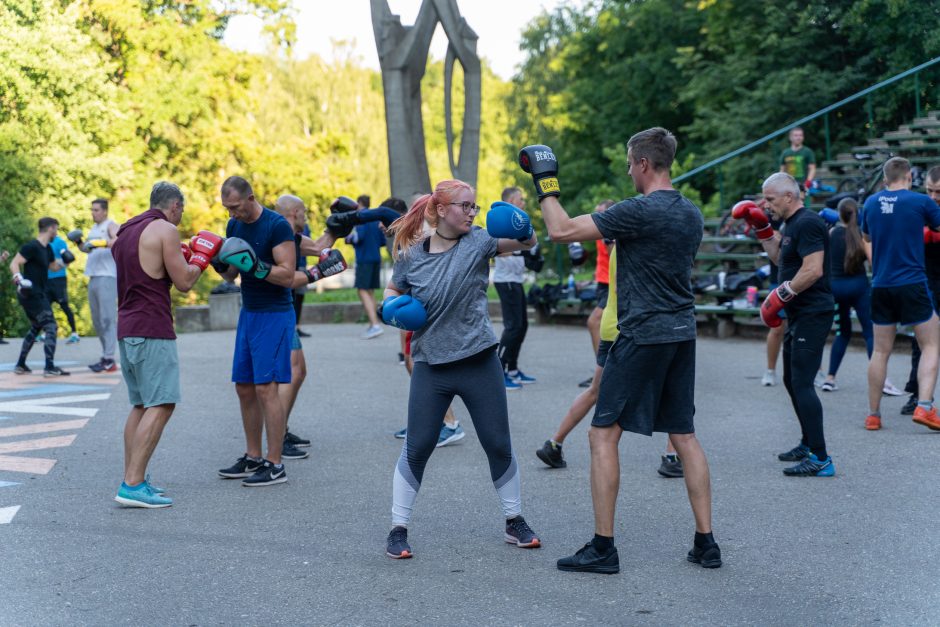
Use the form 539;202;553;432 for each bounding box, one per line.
495;282;527;372
17;297;58;369
46;277;77;334
392;347;520;525
783;311;833;460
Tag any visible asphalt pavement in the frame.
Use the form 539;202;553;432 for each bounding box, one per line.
1;323;938;625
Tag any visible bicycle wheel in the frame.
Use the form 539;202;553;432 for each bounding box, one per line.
837;177;861;194
714;209;750;253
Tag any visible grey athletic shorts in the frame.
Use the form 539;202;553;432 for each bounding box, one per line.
119;337;181;407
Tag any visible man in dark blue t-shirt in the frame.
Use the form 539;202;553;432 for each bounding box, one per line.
348;194;386;339
215;176;297;487
861;157;940;432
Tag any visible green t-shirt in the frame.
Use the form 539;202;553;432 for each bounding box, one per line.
779;146;815;181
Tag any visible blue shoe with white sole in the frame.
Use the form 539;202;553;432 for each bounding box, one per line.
115;482;173;508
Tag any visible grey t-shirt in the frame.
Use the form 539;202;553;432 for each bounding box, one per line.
591;190;703;345
391;226;500;364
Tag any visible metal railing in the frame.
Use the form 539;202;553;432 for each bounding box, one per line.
674;56;940;207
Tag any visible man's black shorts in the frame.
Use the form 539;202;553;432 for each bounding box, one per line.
354;262;381;290
18;294;55;329
595;282;609;309
46;277;68;305
592;335;695;436
871;282;935;326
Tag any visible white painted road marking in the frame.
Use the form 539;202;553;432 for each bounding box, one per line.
0;505;21;524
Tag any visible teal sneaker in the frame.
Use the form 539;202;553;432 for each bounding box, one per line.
145;473;166;494
437;422;465;447
114;482;173;508
66;333;80;344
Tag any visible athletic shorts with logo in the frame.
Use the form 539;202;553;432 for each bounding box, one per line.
592;335;695;435
871;282;934;326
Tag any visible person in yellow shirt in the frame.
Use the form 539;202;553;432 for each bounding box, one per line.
536;245;681;476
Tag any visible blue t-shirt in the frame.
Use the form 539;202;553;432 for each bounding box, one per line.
226;208;295;312
48;236;68;279
352;221;386;264
861;189;940;287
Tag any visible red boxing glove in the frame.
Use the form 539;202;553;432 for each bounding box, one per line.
731;200;774;241
181;243;193;263
189;230;224;271
924;227;940;245
760;281;797;328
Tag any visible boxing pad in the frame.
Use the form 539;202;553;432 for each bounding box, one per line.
218;237;271;279
380;295;427;331
818;208;838;226
66;229;84;245
568;242;586;267
486;202;534;241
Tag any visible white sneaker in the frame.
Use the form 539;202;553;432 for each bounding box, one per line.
761;370;776;387
362;325;384;340
882;379;905;396
813;371;826;388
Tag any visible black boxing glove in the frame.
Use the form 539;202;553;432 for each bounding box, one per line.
304;249;348;283
61;249;76;265
326;210;362;238
330;196;359;214
568;242;586;267
518;144;561;201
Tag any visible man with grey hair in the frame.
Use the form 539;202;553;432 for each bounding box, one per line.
111;182;223;507
734;172;835;476
861;157;940;431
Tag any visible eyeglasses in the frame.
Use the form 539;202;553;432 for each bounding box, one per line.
448;202;480;216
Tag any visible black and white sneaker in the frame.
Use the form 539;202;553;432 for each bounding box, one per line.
13;363;31;375
284;430;311;448
536;440;566;468
43;366;70;377
218;455;264;479
657;454;683;478
505;516;541;548
242;460;287;486
281;441;309;460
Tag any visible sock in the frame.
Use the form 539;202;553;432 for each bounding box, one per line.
273;463;284;470
550;439;561;449
918;401;933;411
694;531;715;547
445;420;458;429
508;369;519;377
592;534;614;551
869;411;881;418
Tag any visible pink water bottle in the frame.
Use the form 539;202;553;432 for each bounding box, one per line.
746;286;758;307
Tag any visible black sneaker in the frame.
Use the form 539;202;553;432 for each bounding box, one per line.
88;359;105;373
242;460;287;486
398;352;405;365
281;441;309;460
901;394;918;416
218;455;264;478
578;376;593;388
505;516;541;548
777;443;810;462
44;366;70;377
284;430;311;448
386;526;412;559
687;541;722;568
13;363;31;375
536;440;566;469
557;541;620;574
296;328;311;338
657;455;683;478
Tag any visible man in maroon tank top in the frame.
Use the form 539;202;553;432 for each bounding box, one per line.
111;182;223;508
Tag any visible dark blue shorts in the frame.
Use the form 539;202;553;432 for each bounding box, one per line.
232;309;294;384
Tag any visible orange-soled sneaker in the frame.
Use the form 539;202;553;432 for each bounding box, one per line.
386;526;412;559
865;414;882;431
912;405;940;431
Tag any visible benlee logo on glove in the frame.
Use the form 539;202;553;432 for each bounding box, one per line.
539;178;560;194
192;236;219;252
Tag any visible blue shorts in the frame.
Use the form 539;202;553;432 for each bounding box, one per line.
232;309;294;384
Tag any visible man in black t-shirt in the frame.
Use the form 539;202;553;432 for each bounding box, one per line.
520;128;721;575
8;217;70;376
737;173;835;476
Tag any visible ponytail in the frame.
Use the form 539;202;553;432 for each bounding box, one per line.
838;197;866;275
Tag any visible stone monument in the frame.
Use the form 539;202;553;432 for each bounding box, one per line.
371;0;481;199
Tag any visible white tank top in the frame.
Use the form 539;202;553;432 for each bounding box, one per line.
84;218;117;277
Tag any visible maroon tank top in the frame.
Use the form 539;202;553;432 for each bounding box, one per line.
113;208;176;340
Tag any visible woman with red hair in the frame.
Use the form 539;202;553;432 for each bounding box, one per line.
383;179;541;559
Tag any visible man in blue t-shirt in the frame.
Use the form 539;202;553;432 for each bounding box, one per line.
348;194;386;339
215;176;297;487
861;157;940;432
47;234;79;343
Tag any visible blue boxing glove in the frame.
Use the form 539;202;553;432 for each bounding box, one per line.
486;201;534;242
819;208;839;226
379;295;428;331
